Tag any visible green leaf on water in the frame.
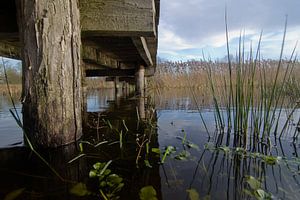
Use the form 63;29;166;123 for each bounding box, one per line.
151;148;160;154
186;188;200;200
69;183;91;197
187;142;200;150
175;150;191;161
263;155;280;165
93;162;104;170
246;176;261;190
4;188;25;200
89;170;97;178
255;189;271;200
139;186;158;200
204;142;215;150
218;146;230;154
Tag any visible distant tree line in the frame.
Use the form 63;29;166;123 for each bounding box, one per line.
0;62;22;84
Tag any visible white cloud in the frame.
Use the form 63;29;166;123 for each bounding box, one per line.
158;23;193;52
158;0;300;60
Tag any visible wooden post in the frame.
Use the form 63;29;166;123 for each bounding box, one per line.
114;77;120;106
16;0;82;147
135;65;145;96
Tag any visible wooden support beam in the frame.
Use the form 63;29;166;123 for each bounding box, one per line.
135;65;145;96
82;45;118;68
132;37;153;67
80;0;156;37
105;76;135;83
0;41;21;59
86;69;135;77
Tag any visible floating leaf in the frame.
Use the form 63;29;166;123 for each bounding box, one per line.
187;142;200;150
246;176;261;190
186;188;200;200
175;151;191;161
139;186;158;200
204;143;215;150
263;155;279;165
4;188;25;200
69;183;91;197
89;170;97;178
235;147;246;153
107;174;123;185
151;148;160;154
93;162;104;170
255;189;271;200
218;146;230;154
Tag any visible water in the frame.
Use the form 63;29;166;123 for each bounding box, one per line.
0;89;299;199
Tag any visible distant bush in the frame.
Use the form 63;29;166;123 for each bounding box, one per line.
0;63;22;84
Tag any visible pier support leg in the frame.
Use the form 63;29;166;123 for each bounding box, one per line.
17;0;82;147
114;77;120;106
135;65;145;96
135;65;145;119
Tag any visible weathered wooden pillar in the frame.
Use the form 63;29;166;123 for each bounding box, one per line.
138;96;146;119
16;0;82;147
135;65;145;96
114;76;119;95
114;77;121;106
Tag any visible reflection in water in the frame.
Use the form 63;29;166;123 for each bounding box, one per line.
0;89;299;199
0;89;162;199
0;95;23;147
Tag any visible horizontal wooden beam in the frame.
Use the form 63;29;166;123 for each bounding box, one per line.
80;0;156;37
106;76;135;82
82;45;119;68
132;37;153;67
86;69;135;77
0;41;21;59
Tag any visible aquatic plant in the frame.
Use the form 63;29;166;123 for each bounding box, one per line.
203;17;300;149
139;185;158;200
244;175;272;200
70;161;124;200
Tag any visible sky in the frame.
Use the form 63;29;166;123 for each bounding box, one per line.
158;0;300;61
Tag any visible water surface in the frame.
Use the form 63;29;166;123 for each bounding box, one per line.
0;89;299;199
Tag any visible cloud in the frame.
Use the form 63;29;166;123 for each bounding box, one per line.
158;0;300;60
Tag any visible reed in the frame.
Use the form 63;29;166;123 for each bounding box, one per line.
150;22;300;149
205;18;300;149
0;84;21;95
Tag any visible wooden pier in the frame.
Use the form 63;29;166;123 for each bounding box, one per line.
0;0;159;147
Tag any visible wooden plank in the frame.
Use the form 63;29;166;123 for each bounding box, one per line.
132;37;153;67
0;41;21;59
86;68;135;77
145;37;157;67
80;0;156;37
106;76;134;82
82;45;119;68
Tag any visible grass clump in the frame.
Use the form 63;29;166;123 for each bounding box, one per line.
204;18;300;149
